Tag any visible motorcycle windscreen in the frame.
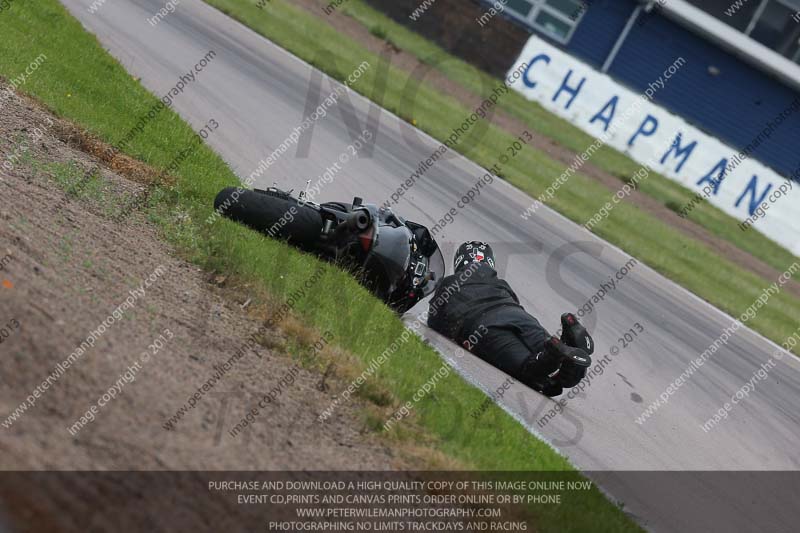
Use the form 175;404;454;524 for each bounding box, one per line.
364;224;412;295
423;244;446;297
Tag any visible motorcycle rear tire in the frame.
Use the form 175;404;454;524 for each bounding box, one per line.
214;187;323;248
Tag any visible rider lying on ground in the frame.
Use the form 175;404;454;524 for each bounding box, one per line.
427;241;594;397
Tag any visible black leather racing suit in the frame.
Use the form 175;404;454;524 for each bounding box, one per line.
427;263;563;387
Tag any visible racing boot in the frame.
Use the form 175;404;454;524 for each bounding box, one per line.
520;336;567;397
558;350;592;388
551;335;592;388
560;313;594;355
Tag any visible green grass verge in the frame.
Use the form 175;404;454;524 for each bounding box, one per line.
201;0;799;349
337;0;798;274
0;1;641;532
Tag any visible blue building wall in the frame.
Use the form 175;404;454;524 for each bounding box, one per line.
551;0;800;181
563;0;634;68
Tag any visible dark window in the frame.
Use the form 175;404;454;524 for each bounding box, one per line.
685;0;800;63
502;0;587;43
683;0;762;31
749;1;800;61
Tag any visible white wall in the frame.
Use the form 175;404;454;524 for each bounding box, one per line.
508;35;799;257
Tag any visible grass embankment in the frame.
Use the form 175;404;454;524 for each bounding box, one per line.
0;2;640;532
203;0;799;349
337;0;798;274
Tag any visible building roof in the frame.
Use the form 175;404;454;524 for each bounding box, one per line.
657;0;800;93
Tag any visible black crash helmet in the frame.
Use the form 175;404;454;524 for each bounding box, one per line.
454;241;495;271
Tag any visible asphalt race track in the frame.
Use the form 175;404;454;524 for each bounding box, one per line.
59;0;800;530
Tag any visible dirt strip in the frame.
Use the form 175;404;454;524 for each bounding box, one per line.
0;83;400;472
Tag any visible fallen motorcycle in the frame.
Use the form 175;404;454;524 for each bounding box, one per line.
213;186;445;313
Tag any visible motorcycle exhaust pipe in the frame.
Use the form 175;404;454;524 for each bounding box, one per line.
343;209;371;232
